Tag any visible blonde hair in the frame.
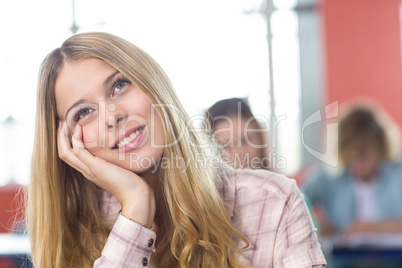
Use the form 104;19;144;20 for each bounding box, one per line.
29;32;248;267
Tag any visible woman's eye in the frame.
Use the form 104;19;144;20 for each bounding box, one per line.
219;142;231;149
74;108;94;122
113;80;127;95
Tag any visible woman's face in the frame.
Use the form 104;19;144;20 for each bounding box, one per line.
214;115;263;169
55;58;165;174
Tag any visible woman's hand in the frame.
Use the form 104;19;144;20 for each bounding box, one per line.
57;121;155;228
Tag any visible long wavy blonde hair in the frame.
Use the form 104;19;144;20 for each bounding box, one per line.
28;32;248;267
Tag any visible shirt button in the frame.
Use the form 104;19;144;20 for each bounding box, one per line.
148;238;154;247
142;257;148;266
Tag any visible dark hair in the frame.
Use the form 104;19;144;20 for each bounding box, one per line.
205;98;254;130
339;106;390;163
205;98;269;169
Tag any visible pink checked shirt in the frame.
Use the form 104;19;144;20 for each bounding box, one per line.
94;168;327;267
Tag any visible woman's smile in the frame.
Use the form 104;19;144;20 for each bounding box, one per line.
112;125;146;152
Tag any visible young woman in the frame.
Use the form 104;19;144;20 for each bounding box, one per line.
205;98;270;170
28;32;326;267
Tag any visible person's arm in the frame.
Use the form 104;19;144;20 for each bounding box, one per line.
303;170;337;236
94;215;156;267
273;184;327;268
302;169;329;206
343;220;402;235
58;122;156;267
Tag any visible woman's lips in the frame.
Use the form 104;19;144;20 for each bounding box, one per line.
111;125;146;152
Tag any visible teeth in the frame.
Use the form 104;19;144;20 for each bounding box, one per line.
116;127;143;148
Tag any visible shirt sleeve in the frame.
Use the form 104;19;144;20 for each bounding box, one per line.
94;214;157;268
273;185;327;268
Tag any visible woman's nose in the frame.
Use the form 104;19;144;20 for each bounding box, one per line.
107;115;126;129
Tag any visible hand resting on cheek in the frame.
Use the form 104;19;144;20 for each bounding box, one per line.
57;120;155;229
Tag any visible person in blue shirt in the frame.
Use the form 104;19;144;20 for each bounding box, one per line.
303;103;402;236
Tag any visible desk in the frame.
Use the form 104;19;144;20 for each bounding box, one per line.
321;233;402;268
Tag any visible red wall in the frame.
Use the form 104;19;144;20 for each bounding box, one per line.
0;185;25;233
322;0;402;126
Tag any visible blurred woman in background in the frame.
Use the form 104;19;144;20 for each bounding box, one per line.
205;98;270;170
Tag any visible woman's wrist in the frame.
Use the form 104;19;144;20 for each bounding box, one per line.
120;192;156;229
119;209;152;229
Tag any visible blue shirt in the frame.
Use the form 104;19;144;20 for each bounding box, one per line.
303;160;402;231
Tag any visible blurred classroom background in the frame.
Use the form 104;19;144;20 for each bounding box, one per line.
1;0;402;267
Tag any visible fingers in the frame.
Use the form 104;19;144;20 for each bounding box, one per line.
71;125;101;169
71;123;85;149
71;125;115;181
70;125;139;193
57;121;91;176
57;122;153;205
57;121;73;160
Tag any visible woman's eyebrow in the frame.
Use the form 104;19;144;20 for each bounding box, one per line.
103;71;120;89
64;71;120;120
65;99;89;120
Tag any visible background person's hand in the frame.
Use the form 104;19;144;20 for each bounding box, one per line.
343;220;402;236
318;217;336;236
57;121;155;228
